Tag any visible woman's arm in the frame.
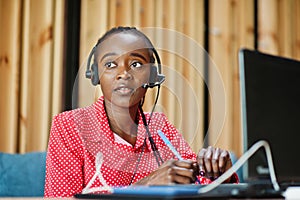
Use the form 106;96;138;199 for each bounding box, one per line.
44;112;84;197
134;159;198;185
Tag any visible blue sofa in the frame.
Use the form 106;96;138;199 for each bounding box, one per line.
0;151;47;197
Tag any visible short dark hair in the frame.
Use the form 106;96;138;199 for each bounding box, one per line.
94;26;156;63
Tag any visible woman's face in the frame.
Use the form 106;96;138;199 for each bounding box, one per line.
95;32;152;108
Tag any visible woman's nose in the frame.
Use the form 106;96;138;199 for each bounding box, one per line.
116;65;132;80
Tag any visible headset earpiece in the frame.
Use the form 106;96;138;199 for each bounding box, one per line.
149;65;159;84
85;46;100;86
142;64;165;89
148;65;165;84
151;48;165;86
91;63;100;86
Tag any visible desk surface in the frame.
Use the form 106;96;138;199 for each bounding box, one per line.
2;184;295;200
0;198;284;200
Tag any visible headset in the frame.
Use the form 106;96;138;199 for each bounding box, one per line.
85;44;165;88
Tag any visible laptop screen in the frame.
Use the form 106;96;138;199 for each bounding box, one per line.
239;49;300;184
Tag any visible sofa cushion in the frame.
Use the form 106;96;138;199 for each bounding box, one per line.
0;151;46;197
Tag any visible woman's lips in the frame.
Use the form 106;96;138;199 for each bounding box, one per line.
114;86;134;95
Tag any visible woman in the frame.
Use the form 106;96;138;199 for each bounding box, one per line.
44;27;237;197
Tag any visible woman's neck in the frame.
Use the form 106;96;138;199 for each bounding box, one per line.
104;100;139;146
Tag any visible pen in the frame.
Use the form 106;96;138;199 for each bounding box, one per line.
157;130;183;160
157;130;201;184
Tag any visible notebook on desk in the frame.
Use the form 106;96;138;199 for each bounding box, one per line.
239;48;300;188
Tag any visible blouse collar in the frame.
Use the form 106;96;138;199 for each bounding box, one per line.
80;96;151;152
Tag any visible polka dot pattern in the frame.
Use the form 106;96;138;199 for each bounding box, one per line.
44;96;212;197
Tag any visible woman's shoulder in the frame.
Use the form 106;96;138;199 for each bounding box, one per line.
52;98;104;123
144;111;177;133
50;105;98;140
52;106;89;122
145;111;167;118
144;112;168;123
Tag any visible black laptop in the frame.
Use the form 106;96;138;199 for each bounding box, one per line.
239;48;300;188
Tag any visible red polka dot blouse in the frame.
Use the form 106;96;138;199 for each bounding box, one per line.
44;96;215;197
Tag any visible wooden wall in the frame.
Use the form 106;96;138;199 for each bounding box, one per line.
0;0;20;153
208;0;255;154
1;0;300;156
0;0;64;153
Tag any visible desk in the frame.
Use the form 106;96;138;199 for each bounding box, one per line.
72;184;285;200
0;185;293;200
0;198;284;200
0;197;78;200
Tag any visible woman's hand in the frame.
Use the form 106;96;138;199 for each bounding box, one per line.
134;159;199;185
197;146;233;183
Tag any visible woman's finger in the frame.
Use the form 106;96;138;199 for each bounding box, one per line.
168;166;196;183
212;147;221;179
204;146;213;179
218;150;230;174
197;148;207;176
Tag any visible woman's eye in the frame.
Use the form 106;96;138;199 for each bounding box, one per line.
104;62;117;68
130;62;143;68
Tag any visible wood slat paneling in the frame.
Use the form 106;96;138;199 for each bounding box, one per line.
209;0;233;150
175;0;205;152
209;0;254;155
258;0;279;54
78;0;108;108
233;0;255;156
258;0;300;59
19;0;55;152
0;0;21;153
51;0;65;118
278;0;292;57
109;0;133;28
294;0;300;60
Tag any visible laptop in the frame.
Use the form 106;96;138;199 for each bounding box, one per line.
239;48;300;188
